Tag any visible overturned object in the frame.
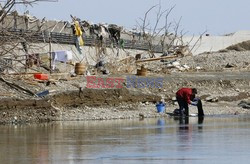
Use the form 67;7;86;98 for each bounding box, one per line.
36;90;49;97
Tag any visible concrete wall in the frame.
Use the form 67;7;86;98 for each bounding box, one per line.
2;41;157;74
183;31;250;55
0;14;72;34
1;14;170;45
15;43;154;66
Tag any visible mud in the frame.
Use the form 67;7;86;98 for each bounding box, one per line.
0;88;162;124
52;88;160;107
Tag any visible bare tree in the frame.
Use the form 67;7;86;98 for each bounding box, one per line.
0;0;58;74
0;0;57;23
136;3;189;58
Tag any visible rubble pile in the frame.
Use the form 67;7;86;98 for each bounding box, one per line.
226;40;250;51
106;56;137;74
179;50;250;71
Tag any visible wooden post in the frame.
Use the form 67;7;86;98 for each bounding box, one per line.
49;36;52;74
25;54;27;73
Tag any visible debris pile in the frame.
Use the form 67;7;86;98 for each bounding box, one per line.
106;56;137;74
179;50;250;71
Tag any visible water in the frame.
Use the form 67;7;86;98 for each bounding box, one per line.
1;116;250;164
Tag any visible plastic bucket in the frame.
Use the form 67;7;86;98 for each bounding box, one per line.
156;103;165;113
75;63;85;75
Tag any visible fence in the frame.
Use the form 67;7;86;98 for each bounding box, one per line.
1;29;163;53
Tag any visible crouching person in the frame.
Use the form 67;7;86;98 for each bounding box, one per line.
176;88;204;116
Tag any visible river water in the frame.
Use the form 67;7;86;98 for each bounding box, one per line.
1;116;250;164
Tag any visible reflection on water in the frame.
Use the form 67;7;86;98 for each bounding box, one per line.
1;116;250;164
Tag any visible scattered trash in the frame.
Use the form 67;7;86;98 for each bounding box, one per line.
206;97;219;102
36;90;49;97
34;73;49;80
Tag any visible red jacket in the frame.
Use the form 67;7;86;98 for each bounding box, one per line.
176;88;194;104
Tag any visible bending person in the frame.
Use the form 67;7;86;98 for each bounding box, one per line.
176;88;204;116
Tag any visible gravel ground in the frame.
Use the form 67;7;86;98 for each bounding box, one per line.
179;50;250;71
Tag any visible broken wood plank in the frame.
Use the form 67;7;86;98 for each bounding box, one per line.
0;77;36;96
24;80;39;86
0;93;15;96
135;55;178;63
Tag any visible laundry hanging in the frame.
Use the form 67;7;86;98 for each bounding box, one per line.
74;21;84;47
52;50;73;70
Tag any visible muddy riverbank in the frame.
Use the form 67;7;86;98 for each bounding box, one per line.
0;71;250;124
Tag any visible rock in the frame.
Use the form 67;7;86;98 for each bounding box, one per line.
171;97;177;101
182;64;190;69
12;116;18;123
234;111;239;115
225;63;235;68
70;73;77;77
166;63;175;68
51;112;56;116
238;101;250;109
196;66;202;70
139;113;145;119
135;54;141;60
235;88;240;92
206;97;219;102
172;61;180;67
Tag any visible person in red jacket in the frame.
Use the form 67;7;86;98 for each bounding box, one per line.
176;88;199;116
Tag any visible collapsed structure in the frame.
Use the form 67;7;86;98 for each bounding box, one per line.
0;11;192;76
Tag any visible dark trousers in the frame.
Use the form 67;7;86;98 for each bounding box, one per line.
176;97;204;116
176;96;189;116
197;99;204;116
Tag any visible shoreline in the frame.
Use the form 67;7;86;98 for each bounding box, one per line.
1;101;250;125
0;73;249;124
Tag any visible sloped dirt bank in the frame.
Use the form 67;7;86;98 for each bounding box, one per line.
0;88;161;124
